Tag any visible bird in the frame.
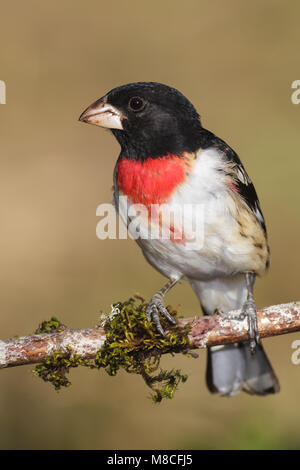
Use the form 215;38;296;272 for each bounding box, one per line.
79;82;279;396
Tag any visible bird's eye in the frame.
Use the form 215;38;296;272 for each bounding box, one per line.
128;96;145;112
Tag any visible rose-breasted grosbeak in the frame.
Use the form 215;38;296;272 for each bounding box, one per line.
79;82;279;396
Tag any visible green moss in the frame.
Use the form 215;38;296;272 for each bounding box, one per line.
33;318;90;391
33;296;193;402
95;296;192;402
33;345;89;391
34;317;65;334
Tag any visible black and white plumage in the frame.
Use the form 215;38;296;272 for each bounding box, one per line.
79;82;279;396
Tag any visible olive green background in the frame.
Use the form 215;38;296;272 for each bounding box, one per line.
0;0;299;449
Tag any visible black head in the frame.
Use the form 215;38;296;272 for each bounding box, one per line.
79;82;203;160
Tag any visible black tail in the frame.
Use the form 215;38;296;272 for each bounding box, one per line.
206;342;280;396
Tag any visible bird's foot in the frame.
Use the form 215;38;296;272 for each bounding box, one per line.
216;300;260;354
216;308;245;321
242;297;260;355
145;294;177;336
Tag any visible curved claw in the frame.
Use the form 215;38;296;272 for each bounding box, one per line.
145;294;177;336
219;298;260;354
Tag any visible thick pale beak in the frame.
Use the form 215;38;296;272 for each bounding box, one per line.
79;97;123;130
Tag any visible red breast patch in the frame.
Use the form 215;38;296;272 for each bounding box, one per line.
116;154;187;206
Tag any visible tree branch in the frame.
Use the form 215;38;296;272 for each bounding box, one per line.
1;301;299;369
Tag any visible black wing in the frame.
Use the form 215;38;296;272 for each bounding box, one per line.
199;129;267;234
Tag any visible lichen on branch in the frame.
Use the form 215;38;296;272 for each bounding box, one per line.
2;299;299;401
32;296;193;402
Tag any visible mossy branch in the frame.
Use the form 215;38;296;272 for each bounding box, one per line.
1;300;299;370
0;298;299;401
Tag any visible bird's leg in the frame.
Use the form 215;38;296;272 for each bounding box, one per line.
217;272;260;354
145;278;179;336
243;271;260;355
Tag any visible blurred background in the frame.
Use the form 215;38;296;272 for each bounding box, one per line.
0;0;299;450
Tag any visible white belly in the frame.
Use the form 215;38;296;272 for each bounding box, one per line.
114;147;266;281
